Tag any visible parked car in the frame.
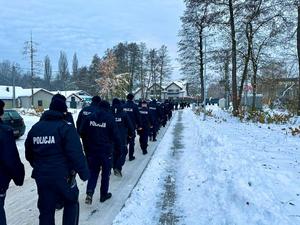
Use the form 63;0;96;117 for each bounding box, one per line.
2;109;26;138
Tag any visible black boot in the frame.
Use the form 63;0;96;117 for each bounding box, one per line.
85;193;93;205
100;193;112;203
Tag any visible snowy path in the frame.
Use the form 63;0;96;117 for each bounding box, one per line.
113;109;300;225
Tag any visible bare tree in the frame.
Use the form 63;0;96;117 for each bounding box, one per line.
228;0;239;115
44;55;52;90
137;42;148;99
145;49;159;99
179;0;215;102
157;45;173;99
297;1;300;115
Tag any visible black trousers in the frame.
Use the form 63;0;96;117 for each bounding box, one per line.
139;129;149;151
86;155;112;197
113;145;128;171
0;189;6;225
35;177;79;225
128;131;136;158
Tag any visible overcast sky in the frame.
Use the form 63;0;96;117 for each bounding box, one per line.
0;0;185;79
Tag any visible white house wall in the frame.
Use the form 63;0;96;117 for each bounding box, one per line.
165;83;185;99
19;96;31;108
33;91;53;109
133;81;188;100
19;91;53;109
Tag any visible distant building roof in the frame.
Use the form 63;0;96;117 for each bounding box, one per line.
51;90;91;98
165;81;185;90
0;85;24;99
0;86;53;99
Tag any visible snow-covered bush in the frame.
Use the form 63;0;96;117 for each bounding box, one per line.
238;109;293;124
193;106;213;117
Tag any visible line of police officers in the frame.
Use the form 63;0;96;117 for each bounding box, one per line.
0;93;174;225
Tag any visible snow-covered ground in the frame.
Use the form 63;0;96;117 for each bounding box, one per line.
113;108;300;225
5;107;300;224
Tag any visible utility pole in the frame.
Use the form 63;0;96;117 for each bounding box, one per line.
12;65;16;108
30;32;34;106
23;31;39;108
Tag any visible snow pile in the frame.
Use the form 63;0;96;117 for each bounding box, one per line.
113;117;176;225
180;110;294;225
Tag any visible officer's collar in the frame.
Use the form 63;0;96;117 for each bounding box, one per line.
91;102;98;106
40;110;65;121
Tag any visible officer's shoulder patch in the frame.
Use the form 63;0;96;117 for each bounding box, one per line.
63;120;73;126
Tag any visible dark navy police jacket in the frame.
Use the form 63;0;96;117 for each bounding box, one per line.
0;119;25;191
138;106;153;132
112;105;134;146
79;108;122;157
25;110;89;181
123;100;141;129
76;102;99;132
148;101;161;126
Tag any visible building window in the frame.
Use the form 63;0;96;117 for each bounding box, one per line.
168;89;174;93
38;100;43;106
71;96;76;101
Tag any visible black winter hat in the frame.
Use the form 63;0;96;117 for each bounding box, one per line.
0;99;5;116
52;93;66;102
112;98;120;106
126;93;134;101
92;96;101;104
98;100;111;110
49;98;67;113
141;100;147;107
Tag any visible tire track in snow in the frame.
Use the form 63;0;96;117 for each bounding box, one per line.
158;111;184;225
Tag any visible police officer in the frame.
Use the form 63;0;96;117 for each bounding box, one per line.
138;100;153;155
76;96;101;132
79;100;122;205
148;99;160;142
164;100;173;120
111;98;134;177
50;94;79;211
159;101;167;127
0;100;25;225
122;93;141;161
51;94;75;126
25;95;89;225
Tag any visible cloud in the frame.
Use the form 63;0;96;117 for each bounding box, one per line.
0;0;185;79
